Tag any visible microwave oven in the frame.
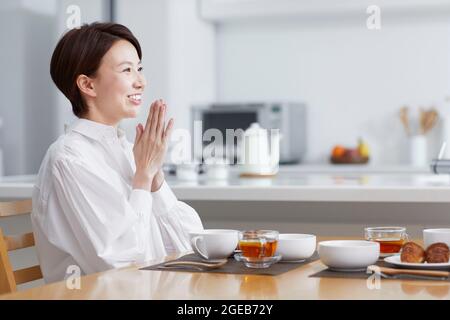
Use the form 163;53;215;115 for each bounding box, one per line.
190;102;306;164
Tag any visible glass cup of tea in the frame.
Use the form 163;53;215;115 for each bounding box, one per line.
364;226;409;257
238;230;279;268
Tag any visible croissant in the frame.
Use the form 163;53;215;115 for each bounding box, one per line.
425;243;449;263
400;242;425;263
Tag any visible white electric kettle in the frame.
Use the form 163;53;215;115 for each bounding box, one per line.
239;123;280;176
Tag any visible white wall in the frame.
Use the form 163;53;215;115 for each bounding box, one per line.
0;0;110;176
114;0;170;137
166;0;217;132
216;11;450;164
0;3;26;176
54;0;112;136
115;0;216;143
0;0;55;175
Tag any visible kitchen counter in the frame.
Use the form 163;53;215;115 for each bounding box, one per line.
167;172;450;203
0;165;449;202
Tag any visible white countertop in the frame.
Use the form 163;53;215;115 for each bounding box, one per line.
256;164;431;174
1;164;450;202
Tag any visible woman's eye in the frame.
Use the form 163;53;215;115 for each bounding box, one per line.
122;67;131;72
138;66;144;72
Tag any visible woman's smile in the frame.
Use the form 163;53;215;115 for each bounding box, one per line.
128;93;142;106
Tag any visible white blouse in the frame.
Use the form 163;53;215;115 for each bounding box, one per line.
31;118;203;283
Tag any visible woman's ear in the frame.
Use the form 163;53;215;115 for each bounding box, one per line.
76;74;97;98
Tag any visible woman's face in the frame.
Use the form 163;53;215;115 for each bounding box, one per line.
88;39;147;124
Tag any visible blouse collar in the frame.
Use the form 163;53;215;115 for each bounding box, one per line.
68;118;126;143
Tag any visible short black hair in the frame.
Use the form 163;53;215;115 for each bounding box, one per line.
50;22;142;117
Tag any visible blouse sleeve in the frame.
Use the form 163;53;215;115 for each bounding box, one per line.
151;181;204;254
51;156;166;270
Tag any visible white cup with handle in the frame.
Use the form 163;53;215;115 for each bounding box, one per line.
189;229;238;260
423;228;450;248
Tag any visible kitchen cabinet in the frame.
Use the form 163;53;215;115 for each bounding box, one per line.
199;0;450;22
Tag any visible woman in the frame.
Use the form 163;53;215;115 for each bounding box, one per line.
31;22;203;283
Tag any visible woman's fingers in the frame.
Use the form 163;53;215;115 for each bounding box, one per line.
164;118;174;141
156;102;166;139
145;100;158;135
150;99;163;137
134;123;143;145
138;123;144;142
134;126;139;145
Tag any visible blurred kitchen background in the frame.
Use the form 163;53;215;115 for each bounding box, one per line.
5;0;450;290
3;0;450;175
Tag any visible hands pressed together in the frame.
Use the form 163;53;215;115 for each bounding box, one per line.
132;99;174;192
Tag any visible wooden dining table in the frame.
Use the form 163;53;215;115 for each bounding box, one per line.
1;237;450;300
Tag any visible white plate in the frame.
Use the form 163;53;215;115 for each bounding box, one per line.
384;255;450;270
379;252;400;258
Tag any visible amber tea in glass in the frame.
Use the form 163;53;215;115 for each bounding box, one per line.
238;230;279;258
239;239;278;258
364;227;408;256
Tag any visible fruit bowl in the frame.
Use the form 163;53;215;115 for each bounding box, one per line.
330;140;370;164
330;155;369;164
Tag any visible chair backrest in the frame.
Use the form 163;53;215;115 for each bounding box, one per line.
0;199;42;295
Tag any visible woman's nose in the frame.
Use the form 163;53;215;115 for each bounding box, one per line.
134;73;147;90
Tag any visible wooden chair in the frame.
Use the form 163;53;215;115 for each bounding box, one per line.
0;199;43;295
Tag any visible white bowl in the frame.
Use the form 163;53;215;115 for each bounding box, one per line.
318;240;380;271
275;234;316;261
176;164;199;181
205;164;229;180
423;228;450;248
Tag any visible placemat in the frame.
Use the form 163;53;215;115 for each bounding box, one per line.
140;252;319;276
309;259;450;282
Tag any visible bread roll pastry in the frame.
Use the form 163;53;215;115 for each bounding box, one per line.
425;242;450;263
400;242;425;263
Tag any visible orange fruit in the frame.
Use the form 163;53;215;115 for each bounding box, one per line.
332;145;346;158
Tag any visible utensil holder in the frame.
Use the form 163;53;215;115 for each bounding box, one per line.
409;135;427;166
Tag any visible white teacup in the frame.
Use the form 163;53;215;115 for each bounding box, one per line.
423;228;450;248
189;229;238;260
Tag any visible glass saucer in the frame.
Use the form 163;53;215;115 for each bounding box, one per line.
279;258;306;263
234;253;282;268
